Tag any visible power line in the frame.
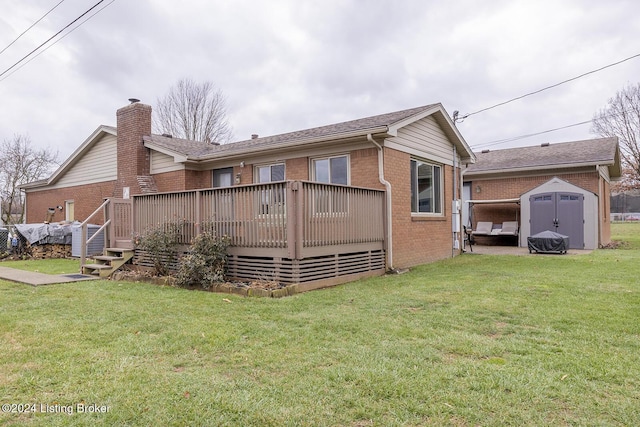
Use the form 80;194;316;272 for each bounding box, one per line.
0;0;106;79
471;120;592;149
0;0;66;56
456;51;640;121
471;108;632;149
0;0;117;82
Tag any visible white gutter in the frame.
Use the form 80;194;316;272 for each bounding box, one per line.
367;133;393;270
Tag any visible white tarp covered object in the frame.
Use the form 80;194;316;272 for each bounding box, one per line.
15;223;73;245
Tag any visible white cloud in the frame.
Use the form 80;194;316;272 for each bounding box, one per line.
0;0;638;159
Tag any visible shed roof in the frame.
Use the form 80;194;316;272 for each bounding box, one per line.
465;137;620;178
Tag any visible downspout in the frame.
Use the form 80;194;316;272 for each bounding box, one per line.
367;134;393;270
452;145;458;257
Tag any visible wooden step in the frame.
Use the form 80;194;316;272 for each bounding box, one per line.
93;255;124;262
82;263;113;270
80;247;135;278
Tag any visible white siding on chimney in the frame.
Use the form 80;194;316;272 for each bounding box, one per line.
385;115;454;166
51;133;117;188
151;151;184;174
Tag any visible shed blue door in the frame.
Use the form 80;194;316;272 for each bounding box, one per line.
530;192;584;249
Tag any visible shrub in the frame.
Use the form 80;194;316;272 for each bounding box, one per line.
176;232;230;289
133;220;184;276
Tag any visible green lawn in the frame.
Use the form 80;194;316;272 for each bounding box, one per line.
1;224;639;426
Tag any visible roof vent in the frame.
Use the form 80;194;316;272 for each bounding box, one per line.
541;142;550;147
162;133;173;138
128;98;140;104
251;134;259;139
481;149;490;153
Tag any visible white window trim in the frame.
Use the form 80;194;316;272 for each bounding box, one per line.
253;162;285;183
410;158;444;217
310;154;350;185
65;200;75;222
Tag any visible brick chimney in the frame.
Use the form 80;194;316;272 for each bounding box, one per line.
114;100;152;198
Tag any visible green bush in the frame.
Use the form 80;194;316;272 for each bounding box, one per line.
176;232;230;289
133;221;183;276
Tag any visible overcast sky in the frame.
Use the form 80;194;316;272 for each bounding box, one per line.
0;0;638;162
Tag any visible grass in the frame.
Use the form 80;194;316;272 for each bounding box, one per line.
0;224;639;426
0;258;80;275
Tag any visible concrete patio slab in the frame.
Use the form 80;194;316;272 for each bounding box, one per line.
0;266;100;286
463;245;592;256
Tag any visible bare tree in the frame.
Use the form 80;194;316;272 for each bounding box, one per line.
591;83;640;190
153;78;233;144
0;134;58;225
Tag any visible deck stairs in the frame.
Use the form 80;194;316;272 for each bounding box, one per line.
81;248;134;278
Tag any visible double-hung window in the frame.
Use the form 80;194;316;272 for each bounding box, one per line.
256;163;285;183
212;168;234;225
311;155;349;214
213;167;234;188
410;159;442;214
255;163;285;215
312;155;349;185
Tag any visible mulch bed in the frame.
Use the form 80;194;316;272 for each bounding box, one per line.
110;269;297;298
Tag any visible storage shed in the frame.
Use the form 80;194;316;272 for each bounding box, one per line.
463;138;620;249
520;177;598;249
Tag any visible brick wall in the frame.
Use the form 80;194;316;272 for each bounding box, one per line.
384;147;456;268
285;157;308;181
351;148;385;189
226;148;381;188
154;170;211;192
25;181;116;223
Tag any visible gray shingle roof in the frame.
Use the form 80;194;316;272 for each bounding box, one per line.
466;137;619;174
145;104;438;160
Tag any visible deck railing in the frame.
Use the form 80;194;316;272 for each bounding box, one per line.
114;181;385;260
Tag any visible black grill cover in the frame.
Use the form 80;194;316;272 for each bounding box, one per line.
527;230;569;253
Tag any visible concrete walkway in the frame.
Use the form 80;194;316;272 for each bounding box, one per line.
0;266;100;286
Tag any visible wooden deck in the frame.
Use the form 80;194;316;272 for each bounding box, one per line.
104;181;387;288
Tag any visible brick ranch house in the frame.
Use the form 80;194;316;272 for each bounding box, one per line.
22;101;476;289
463;138;621;250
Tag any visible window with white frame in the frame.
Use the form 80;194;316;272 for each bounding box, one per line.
311;155;349;214
410;159;442;214
312;155;349;185
213;167;234;187
255;163;285;183
255;163;285;215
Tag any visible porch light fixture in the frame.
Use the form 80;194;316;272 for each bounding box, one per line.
476;185;481;193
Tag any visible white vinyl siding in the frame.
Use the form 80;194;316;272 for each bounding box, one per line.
151;150;184;174
386;116;454;166
55;133;117;188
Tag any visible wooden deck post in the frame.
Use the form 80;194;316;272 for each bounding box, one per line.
195;190;201;237
286;181;298;259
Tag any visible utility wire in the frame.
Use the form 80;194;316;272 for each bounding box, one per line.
471;120;592;149
0;0;106;79
0;0;66;56
0;0;116;82
471;108;632;149
457;51;640;121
